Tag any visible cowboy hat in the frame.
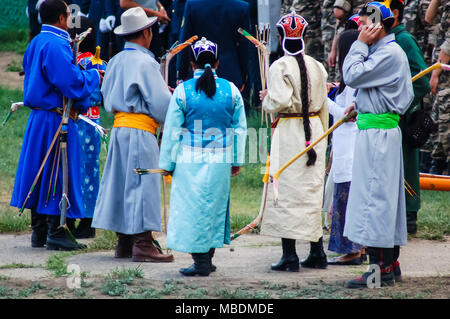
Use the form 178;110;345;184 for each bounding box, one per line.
114;7;157;36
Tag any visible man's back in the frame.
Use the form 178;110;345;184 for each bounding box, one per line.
176;0;251;88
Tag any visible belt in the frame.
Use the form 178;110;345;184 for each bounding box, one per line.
113;112;159;135
356;113;400;130
278;112;320;118
32;107;79;122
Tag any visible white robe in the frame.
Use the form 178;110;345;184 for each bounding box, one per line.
260;54;329;242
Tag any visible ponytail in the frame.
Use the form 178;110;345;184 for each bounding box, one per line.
295;54;317;166
195;63;216;99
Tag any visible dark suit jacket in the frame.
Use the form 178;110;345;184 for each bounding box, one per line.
176;0;251;88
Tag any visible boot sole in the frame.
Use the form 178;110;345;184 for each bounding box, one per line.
132;256;174;263
46;243;86;251
271;263;300;272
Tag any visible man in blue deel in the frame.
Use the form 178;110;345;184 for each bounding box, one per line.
10;0;101;251
176;0;251;91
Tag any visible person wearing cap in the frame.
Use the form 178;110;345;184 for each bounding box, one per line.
92;7;174;263
390;0;431;236
342;1;414;288
10;0;101;251
159;37;247;277
259;13;329;272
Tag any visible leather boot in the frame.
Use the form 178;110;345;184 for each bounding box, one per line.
209;248;217;272
407;211;418;234
131;231;174;262
301;237;328;269
346;247;395;288
31;209;47;247
179;253;211;276
73;218;96;239
271;238;299;272
46;215;87;251
115;232;134;258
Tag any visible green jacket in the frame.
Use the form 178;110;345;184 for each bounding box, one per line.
392;24;431;113
392;24;431;212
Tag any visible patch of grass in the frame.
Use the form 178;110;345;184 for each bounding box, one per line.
414;191;450;240
0;263;40;270
16;281;46;298
6;60;23;73
0;28;29;54
214;287;270;299
127;286;161;299
46;251;82;277
0;285;14;298
101;266;144;297
183;287;209;299
86;230;117;251
0;206;31;233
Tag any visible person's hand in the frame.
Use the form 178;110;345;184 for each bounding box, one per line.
344;103;357;122
430;71;440;95
99;18;109;33
105;15;116;31
358;23;383;45
168;86;174;93
155;10;170;24
161;170;173;176
326;82;337;93
97;70;105;86
259;89;268;102
231;166;241;177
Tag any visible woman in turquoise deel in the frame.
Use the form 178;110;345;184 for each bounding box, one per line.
159;37;247;277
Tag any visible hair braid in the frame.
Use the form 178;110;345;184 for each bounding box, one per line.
295;54;317;166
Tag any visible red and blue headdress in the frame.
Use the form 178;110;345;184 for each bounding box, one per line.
192;37;218;61
346;14;362;30
78;46;107;72
276;11;308;55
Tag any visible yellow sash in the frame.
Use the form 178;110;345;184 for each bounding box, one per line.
113;112;159;134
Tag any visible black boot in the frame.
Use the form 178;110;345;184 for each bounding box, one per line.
179;253;211;276
66;218;76;233
346;247;395;289
419;151;432;173
209;248;217;272
300;237;327;269
271;238;299;272
393;245;402;282
407;211;418;234
73;218;96;239
31;210;47;247
46;215;87;251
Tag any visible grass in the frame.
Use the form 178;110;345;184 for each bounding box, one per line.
0;28;29;54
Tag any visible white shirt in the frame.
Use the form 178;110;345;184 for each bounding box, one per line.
328;85;358;183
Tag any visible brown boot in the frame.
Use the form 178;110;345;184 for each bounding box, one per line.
132;231;174;262
115;233;134;258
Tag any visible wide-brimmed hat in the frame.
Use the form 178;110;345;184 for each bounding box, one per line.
114;7;157;36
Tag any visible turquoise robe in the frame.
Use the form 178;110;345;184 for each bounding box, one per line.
159;69;247;253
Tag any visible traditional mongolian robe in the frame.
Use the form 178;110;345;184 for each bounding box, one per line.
92;42;171;235
343;34;414;248
260;55;329;242
10;24;100;219
159;69;247;253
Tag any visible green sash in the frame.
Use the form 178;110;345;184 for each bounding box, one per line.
357;113;400;130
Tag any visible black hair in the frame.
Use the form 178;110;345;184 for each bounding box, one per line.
390;0;405;23
359;5;395;33
191;50;218;99
39;0;68;25
122;27;151;42
337;30;359;94
68;16;96;54
281;34;317;166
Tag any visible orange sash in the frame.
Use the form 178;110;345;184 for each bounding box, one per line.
113;112;159;134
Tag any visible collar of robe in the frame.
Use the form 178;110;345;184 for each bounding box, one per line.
40;24;71;42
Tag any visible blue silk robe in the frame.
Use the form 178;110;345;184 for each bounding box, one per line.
10;24;100;218
159;69;247;253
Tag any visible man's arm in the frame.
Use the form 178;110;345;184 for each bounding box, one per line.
120;0;169;22
425;0;441;24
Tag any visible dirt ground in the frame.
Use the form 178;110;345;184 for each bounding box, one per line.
0;52;24;90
